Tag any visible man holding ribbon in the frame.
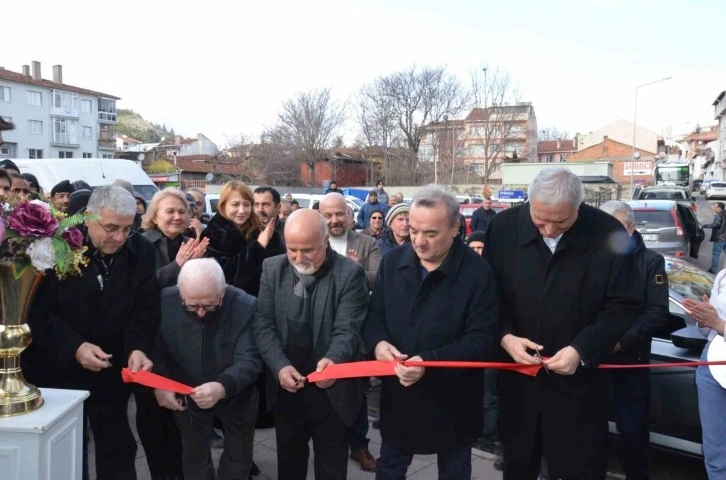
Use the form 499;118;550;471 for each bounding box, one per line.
253;208;369;480
365;184;500;480
484;167;643;480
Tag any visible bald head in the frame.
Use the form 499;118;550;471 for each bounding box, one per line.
284;209;329;275
319;193;348;237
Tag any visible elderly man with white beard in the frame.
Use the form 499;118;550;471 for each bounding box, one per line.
254;208;369;480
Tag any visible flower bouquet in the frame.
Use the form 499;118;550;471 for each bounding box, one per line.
0;196;90;416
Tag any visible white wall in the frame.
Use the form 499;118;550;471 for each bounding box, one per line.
579;119;658;153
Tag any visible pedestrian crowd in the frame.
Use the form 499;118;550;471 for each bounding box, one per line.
0;119;723;480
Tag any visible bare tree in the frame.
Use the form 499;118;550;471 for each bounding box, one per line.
268;88;347;187
462;65;526;183
538;126;570;141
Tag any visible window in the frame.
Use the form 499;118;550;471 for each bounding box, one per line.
418;144;434;160
58;151;74;159
52;90;79;112
53;118;78;144
27;91;42;106
470;125;485;136
560;154;568;162
545;155;554;163
82;152;92;158
102;154;113;159
98;98;116;122
28;120;43;135
1;87;9;102
82;126;93;140
489;143;501;156
28;149;43;159
0;143;17;157
469;145;486;156
81;99;92;113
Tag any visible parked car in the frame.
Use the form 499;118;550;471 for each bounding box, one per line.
627;200;704;259
691;179;703;194
284;193;363;218
455;195;484;205
634;186;697;214
700;180;714;195
609;255;714;457
459;202;509;236
705;181;726;200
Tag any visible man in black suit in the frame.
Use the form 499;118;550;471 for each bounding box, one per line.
253;208;369;480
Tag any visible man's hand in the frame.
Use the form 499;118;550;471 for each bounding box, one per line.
543;346;581;375
189;218;205;239
374;341;406;362
127;350;153;373
500;334;542;365
190;382;226;409
315;358;336;389
278;365;305;393
154;389;186;412
612;343;622;353
75;342;112;372
395;355;425;387
347;249;359;263
257;219;275;248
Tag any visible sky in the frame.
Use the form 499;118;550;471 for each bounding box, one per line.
4;0;725;148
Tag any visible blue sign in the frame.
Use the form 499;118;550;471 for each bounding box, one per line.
497;189;525;200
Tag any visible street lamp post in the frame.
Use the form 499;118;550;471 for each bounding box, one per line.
630;76;672;191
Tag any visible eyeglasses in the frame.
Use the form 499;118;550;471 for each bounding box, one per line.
182;297;222;312
95;220;134;238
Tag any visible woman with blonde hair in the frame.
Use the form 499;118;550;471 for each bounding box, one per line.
142;188;208;288
201;180;284;296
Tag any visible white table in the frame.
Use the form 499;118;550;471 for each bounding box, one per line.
0;388;89;480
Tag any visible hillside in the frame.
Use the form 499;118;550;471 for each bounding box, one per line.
116;109;176;143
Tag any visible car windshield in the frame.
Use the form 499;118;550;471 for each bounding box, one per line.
134;185;158;204
665;257;714;303
640;190;684;200
347;196;364;207
711;183;726;188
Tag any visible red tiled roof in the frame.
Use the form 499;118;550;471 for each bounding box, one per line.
466;108;488;121
537;140;577;154
687;131;718;142
0;68;120;99
175;155;241;175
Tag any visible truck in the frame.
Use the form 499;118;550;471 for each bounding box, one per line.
655;161;690;187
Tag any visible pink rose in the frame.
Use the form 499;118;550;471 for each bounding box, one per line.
7;201;59;237
61;227;84;249
0;217;5;244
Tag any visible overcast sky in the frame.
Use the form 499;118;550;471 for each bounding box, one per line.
4;0;725;147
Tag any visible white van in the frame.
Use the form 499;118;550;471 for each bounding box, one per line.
11;158;158;203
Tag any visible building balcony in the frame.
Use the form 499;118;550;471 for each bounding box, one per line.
98;139;116;150
98;112;117;123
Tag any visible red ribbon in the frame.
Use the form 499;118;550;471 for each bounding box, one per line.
121;360;726;392
305;359;726;383
121;368;194;395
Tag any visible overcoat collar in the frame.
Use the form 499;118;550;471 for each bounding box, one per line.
516;202;590;253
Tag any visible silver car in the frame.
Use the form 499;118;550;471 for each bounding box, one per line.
627;200;704;259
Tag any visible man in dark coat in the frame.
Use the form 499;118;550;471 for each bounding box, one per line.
484;167;643;480
702;201;726;273
600;200;669;479
470;197;496;233
253;209;369;480
365;184;500;479
23;185;160;480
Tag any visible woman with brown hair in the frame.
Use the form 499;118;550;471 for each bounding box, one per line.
201;180;284;297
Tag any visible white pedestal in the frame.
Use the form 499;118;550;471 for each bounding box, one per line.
0;388;89;480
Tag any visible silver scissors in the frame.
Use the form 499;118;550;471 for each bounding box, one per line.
533;349;549;375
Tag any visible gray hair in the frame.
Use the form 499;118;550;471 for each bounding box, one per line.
600;200;634;226
86;185;136;216
528;167;584;209
112;179;135;195
186;187;205;198
178;258;226;294
411;184;460;228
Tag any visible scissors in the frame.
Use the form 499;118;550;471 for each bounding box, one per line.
532;349;549;375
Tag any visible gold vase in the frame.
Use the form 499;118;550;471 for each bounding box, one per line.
0;262;44;416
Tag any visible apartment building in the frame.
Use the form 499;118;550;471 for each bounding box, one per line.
714;91;726;179
418;103;537;183
0;61;119;160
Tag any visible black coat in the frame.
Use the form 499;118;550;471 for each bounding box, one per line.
609;230;669;363
484;203;643;477
703;211;726;242
470;207;496;233
142;228;190;288
201;214;286;297
364;239;500;453
23;233;161;398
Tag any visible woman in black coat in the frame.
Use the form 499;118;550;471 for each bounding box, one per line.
201;181;284;297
